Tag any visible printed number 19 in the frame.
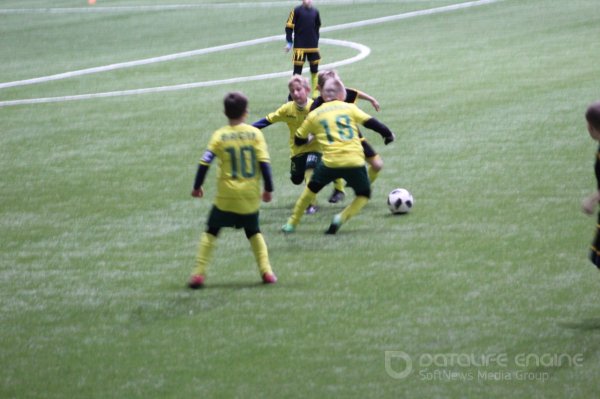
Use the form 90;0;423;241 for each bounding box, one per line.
319;115;354;143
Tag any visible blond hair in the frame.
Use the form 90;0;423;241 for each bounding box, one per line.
288;75;311;91
317;69;338;88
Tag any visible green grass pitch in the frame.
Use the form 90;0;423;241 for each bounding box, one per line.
1;0;600;397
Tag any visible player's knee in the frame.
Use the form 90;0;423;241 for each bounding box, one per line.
290;174;304;185
244;228;260;239
369;157;383;171
206;226;220;237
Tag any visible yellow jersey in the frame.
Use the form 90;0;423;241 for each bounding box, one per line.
266;99;320;157
201;124;270;214
296;100;371;168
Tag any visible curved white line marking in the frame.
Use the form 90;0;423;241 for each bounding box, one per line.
0;1;463;14
0;39;369;107
0;0;500;107
0;0;499;91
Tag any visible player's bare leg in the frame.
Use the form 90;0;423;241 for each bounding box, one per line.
367;155;383;184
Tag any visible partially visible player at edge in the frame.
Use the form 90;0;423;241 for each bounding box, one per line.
285;0;321;98
282;78;395;235
188;92;277;289
252;75;322;214
581;101;600;269
312;69;383;204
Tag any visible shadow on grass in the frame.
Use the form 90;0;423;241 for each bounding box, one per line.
559;318;600;331
185;281;275;290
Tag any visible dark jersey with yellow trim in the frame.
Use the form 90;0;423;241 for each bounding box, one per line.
310;88;359;111
285;5;321;50
595;145;600;190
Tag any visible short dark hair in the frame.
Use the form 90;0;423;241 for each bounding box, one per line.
224;91;248;119
586;101;600;131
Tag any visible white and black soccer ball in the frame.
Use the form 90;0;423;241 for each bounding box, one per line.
387;188;413;214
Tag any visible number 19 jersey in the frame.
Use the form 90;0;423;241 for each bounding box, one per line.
297;100;370;168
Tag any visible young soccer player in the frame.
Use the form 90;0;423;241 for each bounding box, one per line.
188;92;277;289
581;101;600;268
252;75;322;214
311;69;384;204
281;78;395;235
285;0;321;98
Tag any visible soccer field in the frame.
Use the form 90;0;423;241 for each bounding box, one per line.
2;0;600;397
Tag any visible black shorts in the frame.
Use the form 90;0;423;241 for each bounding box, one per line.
590;213;600;268
207;206;260;232
290;152;322;181
293;49;321;66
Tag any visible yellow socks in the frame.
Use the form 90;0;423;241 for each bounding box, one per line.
193;232;216;276
368;166;379;184
333;178;345;193
311;72;319;98
340;196;369;223
287;186;317;226
249;233;273;276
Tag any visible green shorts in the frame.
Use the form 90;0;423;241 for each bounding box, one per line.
207;206;260;232
309;163;371;196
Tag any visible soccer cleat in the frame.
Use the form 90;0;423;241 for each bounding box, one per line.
262;272;278;284
188;274;205;289
281;223;296;233
328;189;345;204
305;204;319;214
325;214;343;235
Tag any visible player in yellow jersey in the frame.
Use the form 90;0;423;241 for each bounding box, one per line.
252;75;322;214
188;92;277;289
312;69;384;204
281;78;395;234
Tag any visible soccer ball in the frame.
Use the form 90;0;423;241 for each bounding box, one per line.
387;188;413;214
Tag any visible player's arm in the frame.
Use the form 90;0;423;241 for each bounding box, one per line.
253;106;285;129
363;118;395;145
191;150;215;197
294;118;311;146
357;90;380;112
252;118;273;129
259;162;274;202
582;190;600;215
285;10;295;51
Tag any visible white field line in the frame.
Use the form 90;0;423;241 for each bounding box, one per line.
0;1;463;14
0;0;500;107
0;39;369;107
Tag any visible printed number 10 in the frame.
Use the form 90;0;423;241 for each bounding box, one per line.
225;146;257;178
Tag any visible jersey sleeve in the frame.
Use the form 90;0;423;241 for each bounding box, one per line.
295;114;313;140
285;9;295;42
254;129;271;164
351;104;372;125
265;104;288;124
345;88;359;104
